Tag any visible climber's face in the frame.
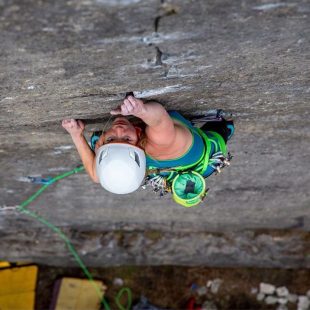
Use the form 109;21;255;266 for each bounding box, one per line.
103;117;141;145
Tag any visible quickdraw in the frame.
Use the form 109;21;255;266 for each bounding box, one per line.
142;175;170;197
209;151;233;174
144;124;233;206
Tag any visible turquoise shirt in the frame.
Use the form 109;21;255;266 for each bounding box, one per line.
146;111;218;178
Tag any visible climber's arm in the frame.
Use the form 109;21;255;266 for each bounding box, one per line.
110;96;192;156
71;134;99;183
111;96;176;147
140;102;177;147
62;119;99;183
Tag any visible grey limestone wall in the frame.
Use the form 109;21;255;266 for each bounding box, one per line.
0;0;309;267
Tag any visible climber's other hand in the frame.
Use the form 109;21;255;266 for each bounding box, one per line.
62;119;85;136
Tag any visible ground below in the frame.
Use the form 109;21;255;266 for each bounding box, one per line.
0;0;309;268
36;265;310;309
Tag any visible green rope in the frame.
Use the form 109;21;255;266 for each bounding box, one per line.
16;165;132;310
19;184;50;208
115;287;132;310
19;166;85;208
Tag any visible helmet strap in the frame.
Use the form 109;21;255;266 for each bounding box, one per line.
102;114;113;133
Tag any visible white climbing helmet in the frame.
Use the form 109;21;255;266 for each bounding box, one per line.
95;143;146;194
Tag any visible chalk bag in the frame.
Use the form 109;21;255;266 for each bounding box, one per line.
171;171;207;207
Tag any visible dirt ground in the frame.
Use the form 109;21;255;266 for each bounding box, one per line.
36;265;310;310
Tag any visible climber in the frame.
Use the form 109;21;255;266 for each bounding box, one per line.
62;95;234;199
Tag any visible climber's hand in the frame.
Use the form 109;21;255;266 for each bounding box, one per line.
62;119;85;136
110;96;146;117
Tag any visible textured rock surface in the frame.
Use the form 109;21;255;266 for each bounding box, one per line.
0;0;309;267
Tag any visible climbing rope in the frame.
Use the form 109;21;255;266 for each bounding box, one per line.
15;165;132;310
116;287;132;310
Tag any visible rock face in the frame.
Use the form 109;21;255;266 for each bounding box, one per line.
0;0;309;267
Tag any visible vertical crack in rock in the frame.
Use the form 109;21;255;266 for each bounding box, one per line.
155;46;163;66
154;16;161;33
154;45;170;77
154;1;179;33
150;1;181;76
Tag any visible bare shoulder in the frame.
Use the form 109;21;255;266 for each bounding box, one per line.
145;119;193;160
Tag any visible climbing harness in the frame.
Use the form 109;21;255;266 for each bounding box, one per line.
144;111;233;207
14;165;132;310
